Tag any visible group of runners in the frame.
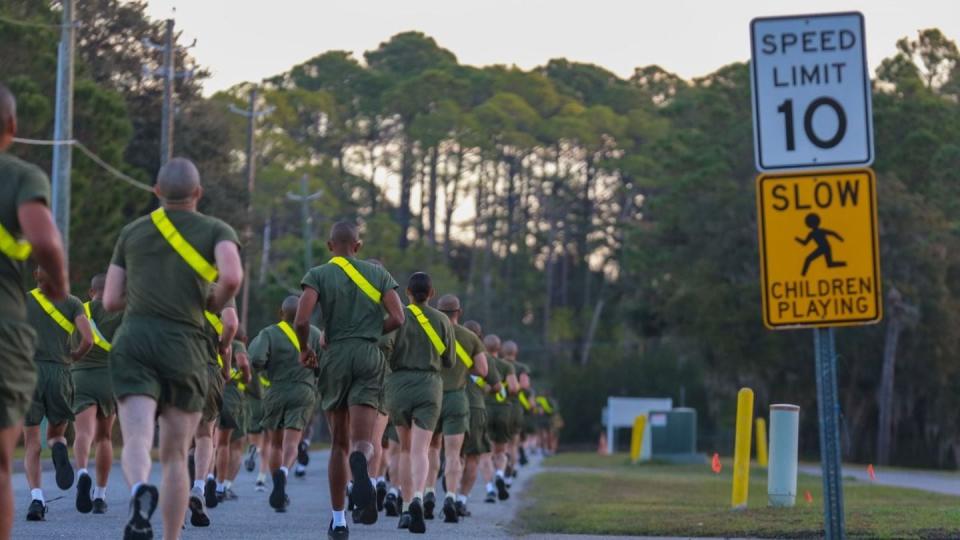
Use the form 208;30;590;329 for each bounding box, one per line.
0;83;562;540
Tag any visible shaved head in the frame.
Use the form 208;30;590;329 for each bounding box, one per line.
0;84;16;151
89;273;107;293
281;295;300;321
464;320;482;338
436;294;461;313
156;157;201;203
502;340;518;359
484;334;501;355
329;221;359;245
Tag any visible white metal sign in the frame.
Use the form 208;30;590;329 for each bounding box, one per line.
750;12;873;171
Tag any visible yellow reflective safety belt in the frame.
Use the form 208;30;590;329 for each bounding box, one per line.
455;341;474;369
0;222;30;261
83;302;111;352
151;208;219;283
496;388;507;403
536;396;554;414
230;368;247;392
259;375;272;388
30;289;75;335
276;321;301;353
473;376;505;402
518;391;532;411
204;310;225;367
407;304;446;355
329;256;381;304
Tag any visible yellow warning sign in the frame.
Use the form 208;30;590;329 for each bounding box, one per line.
757;168;881;329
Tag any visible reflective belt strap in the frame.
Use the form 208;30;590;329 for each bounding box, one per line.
276;321;301;353
83;302;111;352
259;375;272;388
329;256;381;304
473;376;487;388
496;388;507;403
472;375;505;402
518;391;532;411
204;310;225;368
455;341;474;369
407;304;446;355
30;289;75;334
536;396;554;414
231;368;247;392
151;208;219;283
0;222;30;261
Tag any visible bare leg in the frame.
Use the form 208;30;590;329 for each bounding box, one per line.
228;438;243;481
369;413;389;479
426;432;442;492
73;406;97;471
281;429;301;469
442;434;465;497
325;409;349;510
480;453;495;484
409;426;433;496
215;428;233;484
397;427;413;499
348;404;377;460
117;396;157;488
22;425;41;490
94;415;115;489
158;407;202;540
0;424;22;540
267;430;284;471
492;442;508;473
193;420;215;485
460;454;480;496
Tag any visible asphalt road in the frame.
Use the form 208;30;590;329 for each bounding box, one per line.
11;449;541;539
799;463;960;496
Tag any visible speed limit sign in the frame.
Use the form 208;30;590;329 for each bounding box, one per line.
750;12;873;171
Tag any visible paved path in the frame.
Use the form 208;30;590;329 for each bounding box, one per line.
12;449;542;539
799;464;960;496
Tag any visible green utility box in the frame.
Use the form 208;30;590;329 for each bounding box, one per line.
649;407;702;463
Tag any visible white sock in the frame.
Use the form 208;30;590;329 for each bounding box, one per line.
445;492;455;500
370;477;377;489
130;482;142;497
496;469;505;479
94;486;106;499
388;487;399;496
256;472;266;483
206;473;215;481
294;463;306;473
413;491;423;501
376;476;386;484
506;476;513;487
280;466;289;477
485;482;495;492
216;482;225;493
302;438;311;446
224;480;232;490
332;509;346;527
30;488;44;504
78;468;89;478
193;480;204;491
425;487;435;496
457;494;468;504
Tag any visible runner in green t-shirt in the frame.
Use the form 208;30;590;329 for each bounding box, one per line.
384;273;454;534
295;221;404;537
23;268;93;522
0;84;69;537
215;333;251;502
501;340;530;486
73;273;124;516
426;294;488;523
103;157;243;540
481;335;518;502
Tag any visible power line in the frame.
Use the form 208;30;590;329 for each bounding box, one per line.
0;14;79;29
13;137;153;193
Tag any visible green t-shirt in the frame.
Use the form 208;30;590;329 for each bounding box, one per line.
0;154;51;323
300;257;399;343
441;323;482;392
378;329;397;375
227;339;249;390
485;355;515;409
27;292;84;364
73;299;123;370
388;303;455;373
110;209;239;330
248;322;321;388
467;352;501;410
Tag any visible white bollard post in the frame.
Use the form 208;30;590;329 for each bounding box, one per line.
768;404;800;507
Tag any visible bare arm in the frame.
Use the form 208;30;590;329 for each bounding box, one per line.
207;241;243;314
71;314;94;361
295;287;319;368
219;307;238;377
470;351;488;378
519;372;531;390
19;202;68;300
506;373;519;395
102;264;127;312
381;289;405;334
235;350;252;384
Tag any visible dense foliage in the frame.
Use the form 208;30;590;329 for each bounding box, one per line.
3;1;960;466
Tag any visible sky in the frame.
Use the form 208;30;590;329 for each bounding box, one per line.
139;0;960;95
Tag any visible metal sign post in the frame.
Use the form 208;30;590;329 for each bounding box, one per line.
814;327;844;538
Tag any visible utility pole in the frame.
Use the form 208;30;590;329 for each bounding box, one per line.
144;19;194;169
50;0;76;254
286;175;323;275
229;88;273;333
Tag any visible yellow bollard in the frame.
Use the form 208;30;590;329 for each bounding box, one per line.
731;388;754;510
629;415;647;463
755;417;768;468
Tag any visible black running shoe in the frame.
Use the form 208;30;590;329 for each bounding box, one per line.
92;498;107;514
294;464;306;478
442;497;459;523
408;497;426;534
225;488;238;501
328;519;349;540
376;480;387;512
397;512;411;529
495;476;510;501
51;442;74;490
204;477;218;509
519;446;528;466
25;499;46;521
484;490;496;504
297;440;310;466
76;472;93;513
384;492;400;517
188;492;210;527
269;470;287;512
244;444;257;472
348;452;374;510
423;491;435;520
188;453;195;486
455;500;470;517
124;484;158;539
347;484;355;511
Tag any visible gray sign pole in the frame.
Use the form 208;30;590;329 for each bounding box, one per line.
51;0;75;254
814;327;845;539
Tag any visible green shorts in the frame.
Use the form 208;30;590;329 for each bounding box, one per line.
0;320;37;429
383;423;399;445
318;338;383;412
487;404;513;444
510;400;524;436
385;370;442;431
110;316;209;414
220;383;245;433
435;389;469;436
25;362;74;427
245;397;264;434
262;383;316;431
464;407;491;456
72;366;116;418
202;364;224;423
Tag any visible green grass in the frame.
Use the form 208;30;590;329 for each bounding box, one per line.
518;453;960;539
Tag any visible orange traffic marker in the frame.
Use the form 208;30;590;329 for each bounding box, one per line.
867;464;876;481
804;490;813;504
711;452;722;474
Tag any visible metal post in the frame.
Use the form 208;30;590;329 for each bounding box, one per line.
50;0;75;253
239;89;257;333
814;327;845;539
159;18;175;167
